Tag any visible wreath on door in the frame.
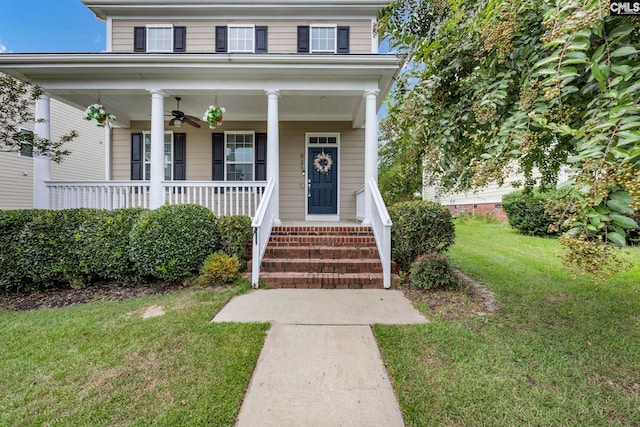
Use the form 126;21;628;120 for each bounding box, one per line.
313;151;333;174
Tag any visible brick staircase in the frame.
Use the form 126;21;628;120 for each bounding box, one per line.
249;225;398;289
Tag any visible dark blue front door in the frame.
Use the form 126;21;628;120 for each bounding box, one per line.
308;147;338;215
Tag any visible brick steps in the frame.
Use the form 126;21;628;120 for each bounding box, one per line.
254;225;398;289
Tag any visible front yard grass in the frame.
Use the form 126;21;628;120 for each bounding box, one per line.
375;220;640;426
0;285;268;426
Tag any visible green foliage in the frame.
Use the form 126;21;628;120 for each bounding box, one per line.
217;215;252;265
409;253;459;290
198;252;241;286
388;200;455;272
378;0;640;274
0;74;76;162
91;208;148;283
18;209;105;288
130;204;221;281
0;210;39;292
455;211;502;225
502;190;556;236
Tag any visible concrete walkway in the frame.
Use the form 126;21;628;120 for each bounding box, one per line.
212;289;429;427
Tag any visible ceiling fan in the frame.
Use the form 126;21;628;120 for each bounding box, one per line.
169;97;201;128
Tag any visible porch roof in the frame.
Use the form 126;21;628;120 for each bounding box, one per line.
0;53;401;127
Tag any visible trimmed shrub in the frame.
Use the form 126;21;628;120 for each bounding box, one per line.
217;215;252;264
0;210;39;292
409;253;459;290
388;200;455;272
129;204;221;281
92;208;148;283
198;251;241;286
502;189;556;236
18;209;104;288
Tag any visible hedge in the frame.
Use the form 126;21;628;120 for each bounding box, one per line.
0;206;251;292
388;200;455;272
502;189;557;236
130;204;221;281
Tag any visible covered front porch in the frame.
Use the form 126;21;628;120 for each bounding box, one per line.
0;53;399;287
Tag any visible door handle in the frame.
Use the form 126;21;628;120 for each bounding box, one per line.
307;180;312;198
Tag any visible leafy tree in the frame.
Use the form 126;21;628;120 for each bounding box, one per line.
378;0;640;277
0;74;75;162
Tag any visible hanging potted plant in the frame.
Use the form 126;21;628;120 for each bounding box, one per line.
83;104;116;128
202;105;225;129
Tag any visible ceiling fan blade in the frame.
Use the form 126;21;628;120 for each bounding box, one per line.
184;114;200;122
183;117;201;128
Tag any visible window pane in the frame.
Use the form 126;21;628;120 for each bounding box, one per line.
312;27;335;52
145;163;150;181
227;164;253;181
145;135;151;162
229;26;254;52
164;163;172;180
148;27;172;51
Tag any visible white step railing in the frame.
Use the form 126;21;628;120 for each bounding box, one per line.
46;180;267;218
251;178;276;288
354;185;365;222
368;177;393;289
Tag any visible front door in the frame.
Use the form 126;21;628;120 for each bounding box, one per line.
307;146;338;215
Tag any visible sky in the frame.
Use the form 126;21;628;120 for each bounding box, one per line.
0;1;106;53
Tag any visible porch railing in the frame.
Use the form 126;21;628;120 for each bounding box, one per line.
368;177;393;289
251;178;276;288
45;180;267;218
354;185;365;222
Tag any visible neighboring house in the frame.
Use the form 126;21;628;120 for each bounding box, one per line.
0;83;105;209
422;168;571;220
0;0;401;288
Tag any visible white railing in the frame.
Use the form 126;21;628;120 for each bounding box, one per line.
47;181;151;210
45;181;267;217
251;178;276;288
368;177;393;289
163;181;266;217
355;185;365;222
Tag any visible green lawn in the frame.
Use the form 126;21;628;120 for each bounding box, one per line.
0;286;268;426
376;220;640;426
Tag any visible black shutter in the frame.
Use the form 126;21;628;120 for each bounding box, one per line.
134;27;146;52
255;133;267;181
216;26;228;53
173;26;187;52
212;133;225;180
173;133;186;180
337;26;350;54
297;26;309;53
131;133;144;180
255;26;268;53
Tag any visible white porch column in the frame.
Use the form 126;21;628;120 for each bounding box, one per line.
104;126;111;181
363;89;379;226
265;89;281;225
148;89;166;209
33;94;51;209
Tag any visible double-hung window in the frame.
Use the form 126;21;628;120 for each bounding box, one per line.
225;132;254;181
311;25;337;53
18;128;34;158
228;25;255;53
143;132;174;180
146;25;173;52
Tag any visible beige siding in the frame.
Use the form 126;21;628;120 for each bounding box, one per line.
0;99;105;210
112;121;364;220
112;19;372;54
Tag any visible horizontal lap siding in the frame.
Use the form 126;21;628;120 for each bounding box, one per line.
111;19;372;53
111;121;364;221
0;99;104;209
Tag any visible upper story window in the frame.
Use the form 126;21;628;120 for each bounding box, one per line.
297;25;350;54
311;26;336;53
134;25;186;53
147;25;173;52
216;26;268;54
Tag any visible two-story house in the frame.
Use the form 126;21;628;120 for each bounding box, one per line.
0;0;402;288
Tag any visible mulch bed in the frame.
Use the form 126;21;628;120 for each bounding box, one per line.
0;281;187;312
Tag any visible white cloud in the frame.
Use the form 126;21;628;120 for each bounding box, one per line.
0;40;6;53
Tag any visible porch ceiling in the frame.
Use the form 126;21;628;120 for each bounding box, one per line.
0;53;402;128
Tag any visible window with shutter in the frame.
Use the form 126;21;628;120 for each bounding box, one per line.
131;132;177;180
212;132;267;181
